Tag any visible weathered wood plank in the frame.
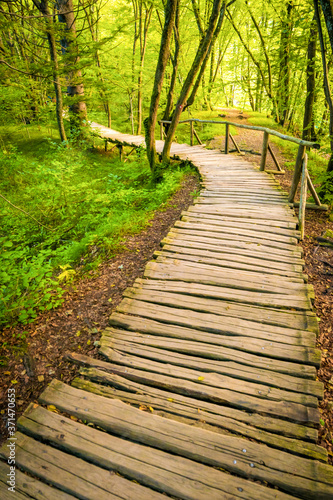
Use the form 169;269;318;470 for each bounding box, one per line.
175;221;298;244
38;381;333;499
0;433;164;500
125;284;314;340
71;368;316;442
144;262;312;299
159;244;303;274
110;294;321;365
181;210;297;229
18;404;299;500
112;298;318;344
154;255;305;284
115;299;317;354
162;235;305;267
168;227;301;253
180;214;300;237
103;329;321;397
186;205;297;223
155;250;306;280
0;460;76;500
80;364;319;423
99;338;320;404
70;372;324;460
133;278;312;310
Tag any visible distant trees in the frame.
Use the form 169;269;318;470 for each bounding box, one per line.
1;0;333;173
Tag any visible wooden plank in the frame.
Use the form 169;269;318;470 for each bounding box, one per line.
186;205;297;223
168;228;301;252
80;362;319;423
181;210;297;229
175;220;299;243
100;337;321;404
0;460;76;500
122;289;319;359
18;404;301;500
70;369;318;444
196;193;287;204
103;323;316;379
154;255;305;285
160;243;303;273
162;236;305;268
181;215;298;236
75;378;323;462
133;278;311;310
116;298;316;351
38;381;333;499
104;322;319;396
124;287;319;344
144;262;313;298
114;288;319;337
0;433;164;500
155;249;306;280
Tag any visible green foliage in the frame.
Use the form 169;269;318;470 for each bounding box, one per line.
0;124;195;326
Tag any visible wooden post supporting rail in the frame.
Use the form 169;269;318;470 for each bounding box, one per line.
190;121;194;146
307;172;321;206
289;144;306;202
160;122;163;140
299;153;308;240
260;131;269;171
225;124;229;154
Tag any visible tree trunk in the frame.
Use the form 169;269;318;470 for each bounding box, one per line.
162;3;180;126
314;0;333;172
277;1;293;125
145;0;178;174
32;0;67;142
302;17;317;142
57;0;87;129
162;0;223;162
137;4;152;135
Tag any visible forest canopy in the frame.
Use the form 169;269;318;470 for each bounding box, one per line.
0;0;333;154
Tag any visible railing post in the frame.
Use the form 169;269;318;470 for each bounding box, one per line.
190;121;194;146
160;121;163;140
299;153;308;240
260;131;269;171
225;123;229;154
289;144;306;202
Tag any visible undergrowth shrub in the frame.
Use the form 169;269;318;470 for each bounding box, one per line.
0;131;196;326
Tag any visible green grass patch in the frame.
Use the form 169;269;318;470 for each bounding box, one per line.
0;123;197;326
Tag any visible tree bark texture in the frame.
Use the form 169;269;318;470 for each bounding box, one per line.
162;0;223;161
314;0;333;172
32;0;67;142
145;0;178;174
302;17;317;142
56;0;87;128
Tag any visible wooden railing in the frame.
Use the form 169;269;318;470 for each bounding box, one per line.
160;118;326;224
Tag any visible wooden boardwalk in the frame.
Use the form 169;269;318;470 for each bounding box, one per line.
1;124;333;499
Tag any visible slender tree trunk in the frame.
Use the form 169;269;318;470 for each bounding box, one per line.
162;0;223;162
137;4;152;134
162;3;180;129
303;17;317;141
81;0;111;129
57;0;87;128
276;1;293;125
314;0;333;172
145;0;178;174
32;0;67;142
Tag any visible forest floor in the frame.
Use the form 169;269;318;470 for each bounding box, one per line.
1;110;333;462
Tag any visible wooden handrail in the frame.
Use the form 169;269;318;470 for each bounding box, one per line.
159;118;321;149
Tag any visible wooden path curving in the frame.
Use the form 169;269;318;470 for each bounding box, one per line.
1;124;333;499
